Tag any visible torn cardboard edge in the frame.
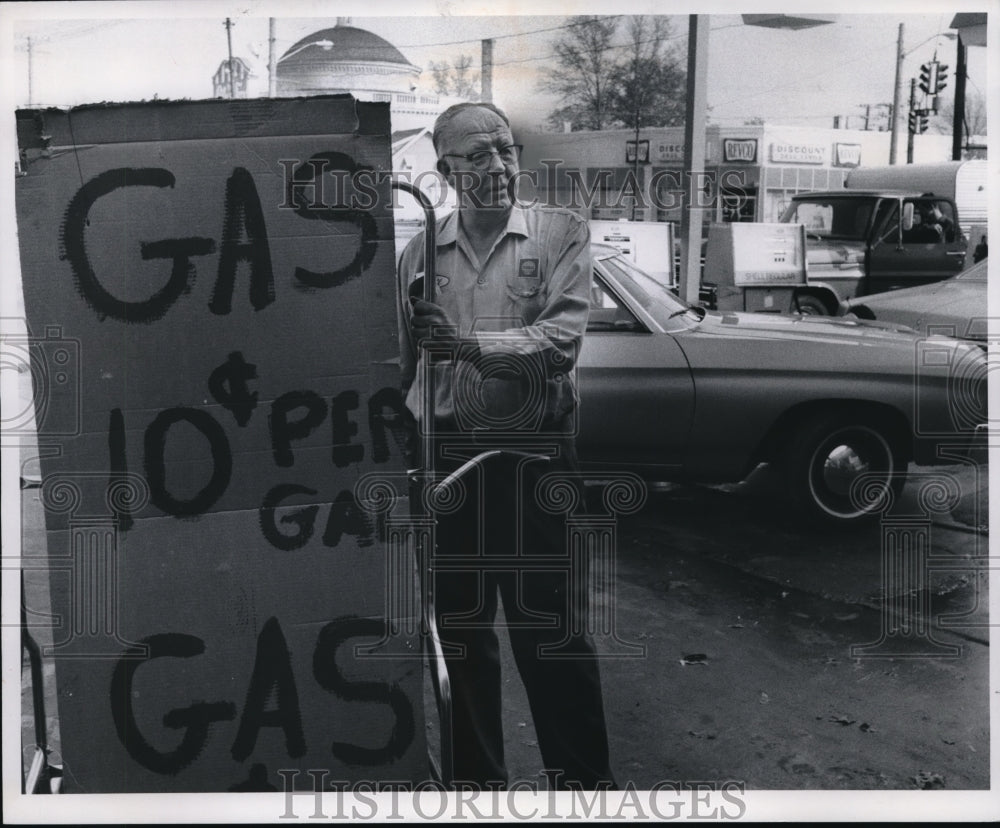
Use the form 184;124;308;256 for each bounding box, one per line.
15;95;389;150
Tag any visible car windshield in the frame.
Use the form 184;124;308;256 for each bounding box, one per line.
596;253;694;327
781;196;879;241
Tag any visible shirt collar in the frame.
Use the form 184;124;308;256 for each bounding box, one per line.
435;204;529;247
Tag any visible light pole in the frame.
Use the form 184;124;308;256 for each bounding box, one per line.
951;34;966;160
889;28;956;164
269;37;334;97
677;14;835;305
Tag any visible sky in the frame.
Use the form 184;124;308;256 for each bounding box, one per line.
1;0;991;134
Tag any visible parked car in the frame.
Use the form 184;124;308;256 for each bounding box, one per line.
837;258;988;344
577;245;986;524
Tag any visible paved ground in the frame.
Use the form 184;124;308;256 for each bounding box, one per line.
20;457;991;803
491;463;991;793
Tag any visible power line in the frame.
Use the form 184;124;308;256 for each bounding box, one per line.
17;19;129;43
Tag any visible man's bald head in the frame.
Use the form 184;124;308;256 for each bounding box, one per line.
432;103;511;156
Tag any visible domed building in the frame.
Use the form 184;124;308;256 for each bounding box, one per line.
275;19;442;132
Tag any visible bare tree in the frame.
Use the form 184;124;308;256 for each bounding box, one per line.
428;54;480;100
605;16;685;129
932;89;987;138
538;16;619;131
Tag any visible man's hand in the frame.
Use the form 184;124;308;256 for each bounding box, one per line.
410;297;458;346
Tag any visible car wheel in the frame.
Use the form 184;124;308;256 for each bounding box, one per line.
795;294;831;315
779;414;906;524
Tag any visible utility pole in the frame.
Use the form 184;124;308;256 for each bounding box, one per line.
906;78;916;164
951;34;966;160
679;15;709;306
480;38;493;103
268;18;277;98
889;22;904;163
224;18;235;99
631;109;640;220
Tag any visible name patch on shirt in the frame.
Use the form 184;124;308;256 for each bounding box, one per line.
518;258;540;280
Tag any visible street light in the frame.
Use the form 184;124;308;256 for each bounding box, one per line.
889;26;956;164
268;37;334;97
280;39;334;62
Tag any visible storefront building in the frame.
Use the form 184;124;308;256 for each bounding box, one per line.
518;123;954;228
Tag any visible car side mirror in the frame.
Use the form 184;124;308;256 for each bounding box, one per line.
902;202;914;233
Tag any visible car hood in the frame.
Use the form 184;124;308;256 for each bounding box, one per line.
850;277;984;313
845;278;986;340
695;309;920;344
675;309;981;376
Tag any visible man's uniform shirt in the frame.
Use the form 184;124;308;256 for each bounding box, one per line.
397;204;592;431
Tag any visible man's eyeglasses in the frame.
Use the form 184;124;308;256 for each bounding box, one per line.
443;144;522;170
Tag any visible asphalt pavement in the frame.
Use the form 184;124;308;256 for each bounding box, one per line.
20;455;991;803
491;461;990;794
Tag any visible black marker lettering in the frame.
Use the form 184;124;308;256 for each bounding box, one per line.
210;167;275;315
108;407;133;531
269;391;327;467
62;168;213;323
330;390;363;468
368;387;409;464
312;616;415;765
321;489;375;549
259;483;319;551
208;351;258;427
288;152;379;289
110;633;235;775
231;617;307;761
144;407;232;516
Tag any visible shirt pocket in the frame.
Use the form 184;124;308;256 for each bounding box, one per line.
504;277;544;322
506;275;542;298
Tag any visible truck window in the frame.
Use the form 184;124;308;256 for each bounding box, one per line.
872;200;900;242
903;199;957;245
785;198;876;241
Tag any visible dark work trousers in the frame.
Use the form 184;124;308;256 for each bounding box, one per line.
430;431;615;791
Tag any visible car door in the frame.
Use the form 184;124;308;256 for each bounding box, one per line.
867;197;966;293
575;269;695;474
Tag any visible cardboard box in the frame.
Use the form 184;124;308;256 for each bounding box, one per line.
15;97;425;792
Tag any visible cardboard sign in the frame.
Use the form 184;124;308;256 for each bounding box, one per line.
15;97;425;792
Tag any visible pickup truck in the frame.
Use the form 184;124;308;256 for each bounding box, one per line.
778;190;967;315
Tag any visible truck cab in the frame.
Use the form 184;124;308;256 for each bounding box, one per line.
779;190;966;313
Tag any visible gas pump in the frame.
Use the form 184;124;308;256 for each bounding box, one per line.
701;222;807;313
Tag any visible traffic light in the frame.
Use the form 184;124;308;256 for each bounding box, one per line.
908;110;929;134
918;62;937;95
934;64;948;94
918;61;948;96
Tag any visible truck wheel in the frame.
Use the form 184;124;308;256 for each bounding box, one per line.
795;294;831;315
778;413;906;524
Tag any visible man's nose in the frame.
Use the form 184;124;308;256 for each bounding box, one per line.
487;149;507;173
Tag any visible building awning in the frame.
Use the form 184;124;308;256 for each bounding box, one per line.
949;13;987;47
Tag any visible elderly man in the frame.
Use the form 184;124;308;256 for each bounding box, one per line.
396;102;614;790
